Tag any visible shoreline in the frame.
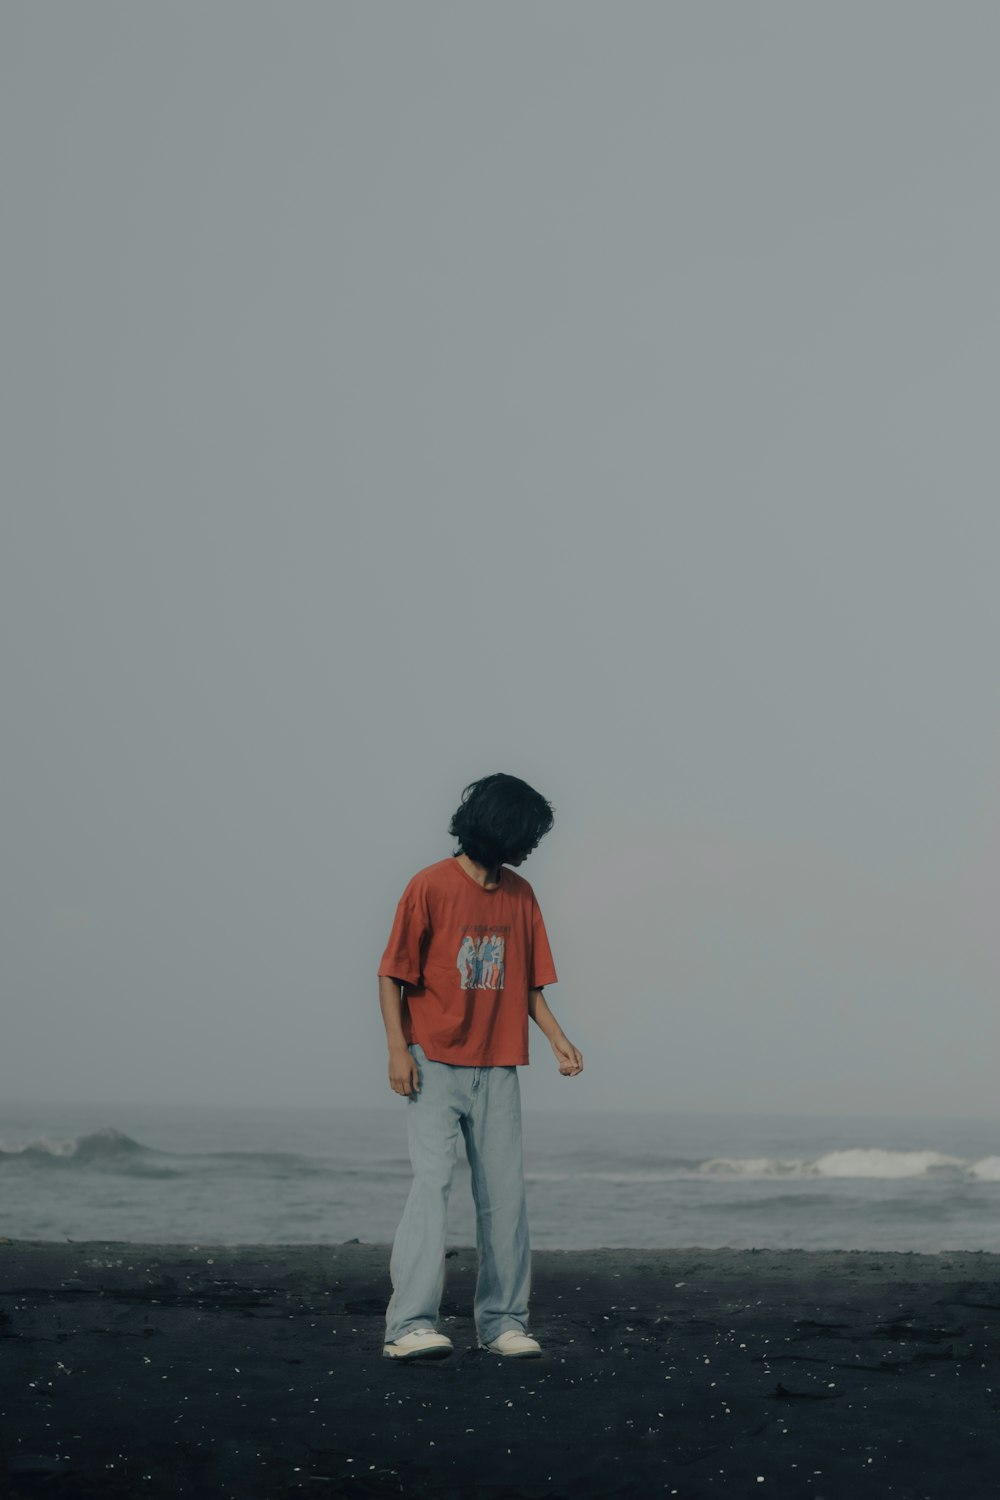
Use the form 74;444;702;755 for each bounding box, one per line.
3;1241;999;1498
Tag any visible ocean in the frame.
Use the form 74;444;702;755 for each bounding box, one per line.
2;1100;998;1253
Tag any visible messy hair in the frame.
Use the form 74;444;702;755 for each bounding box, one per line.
448;773;554;869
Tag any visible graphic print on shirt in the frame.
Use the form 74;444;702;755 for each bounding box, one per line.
456;931;506;990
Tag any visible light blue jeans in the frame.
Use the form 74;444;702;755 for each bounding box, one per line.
384;1042;532;1345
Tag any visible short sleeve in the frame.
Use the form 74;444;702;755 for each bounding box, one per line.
378;886;429;988
529;896;558;989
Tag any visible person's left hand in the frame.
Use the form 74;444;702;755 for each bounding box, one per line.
550;1035;583;1076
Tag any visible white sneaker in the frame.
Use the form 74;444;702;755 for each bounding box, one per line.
480;1329;542;1358
383;1327;454;1360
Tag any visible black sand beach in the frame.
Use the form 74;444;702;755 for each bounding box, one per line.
2;1240;999;1499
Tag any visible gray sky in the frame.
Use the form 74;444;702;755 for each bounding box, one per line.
3;2;999;1119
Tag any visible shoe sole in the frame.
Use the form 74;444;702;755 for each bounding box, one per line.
478;1343;542;1358
382;1344;453;1360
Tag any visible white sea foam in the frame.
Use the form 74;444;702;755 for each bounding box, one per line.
968;1156;1000;1182
697;1148;985;1180
813;1149;965;1178
698;1156;806;1178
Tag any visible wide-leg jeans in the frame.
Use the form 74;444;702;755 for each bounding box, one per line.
384;1042;531;1345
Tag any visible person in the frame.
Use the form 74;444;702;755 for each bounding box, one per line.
377;772;583;1361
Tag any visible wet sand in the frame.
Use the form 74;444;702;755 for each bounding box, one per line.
2;1240;999;1498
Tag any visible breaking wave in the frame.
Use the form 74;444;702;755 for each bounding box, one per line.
696;1149;1000;1181
0;1126;404;1182
5;1129;999;1188
0;1126;150;1161
0;1126;180;1178
525;1150;1000;1184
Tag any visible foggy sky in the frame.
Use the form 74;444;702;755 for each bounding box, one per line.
3;2;999;1118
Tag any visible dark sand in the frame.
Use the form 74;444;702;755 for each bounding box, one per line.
2;1241;999;1499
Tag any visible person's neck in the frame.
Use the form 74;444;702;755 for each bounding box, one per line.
456;852;502;889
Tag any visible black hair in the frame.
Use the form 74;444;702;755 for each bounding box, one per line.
448;773;554;869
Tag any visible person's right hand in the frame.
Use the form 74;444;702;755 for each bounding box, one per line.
388;1046;420;1097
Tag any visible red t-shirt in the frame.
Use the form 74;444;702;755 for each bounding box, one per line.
378;856;558;1066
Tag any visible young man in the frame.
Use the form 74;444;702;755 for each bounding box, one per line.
377;772;583;1361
